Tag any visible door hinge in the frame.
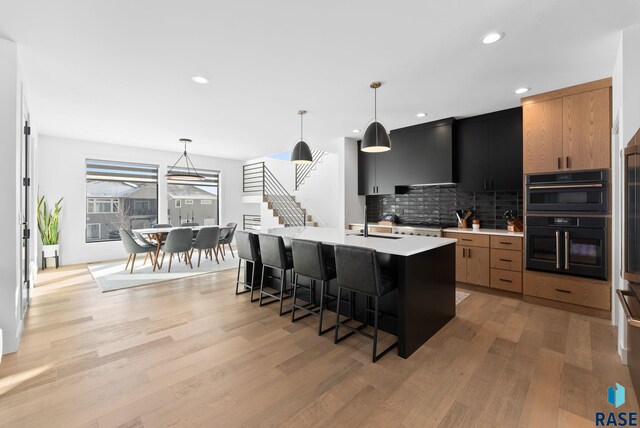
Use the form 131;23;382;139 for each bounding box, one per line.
23;228;30;239
23;177;30;186
24;125;31;136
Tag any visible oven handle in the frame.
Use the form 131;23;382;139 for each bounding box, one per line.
555;230;560;269
564;231;569;270
528;184;603;190
616;289;640;328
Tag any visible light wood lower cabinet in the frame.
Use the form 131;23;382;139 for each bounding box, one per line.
523;270;610;311
464;246;490;287
491;269;523;293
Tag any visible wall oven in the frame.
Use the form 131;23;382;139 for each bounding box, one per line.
526;170;608;213
526;216;607;280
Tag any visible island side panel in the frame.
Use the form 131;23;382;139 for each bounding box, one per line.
398;243;456;358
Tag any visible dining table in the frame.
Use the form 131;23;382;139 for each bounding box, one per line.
132;225;234;270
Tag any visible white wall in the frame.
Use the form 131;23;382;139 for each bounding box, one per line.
341;137;365;228
37;136;244;265
0;39;24;354
612;24;640;363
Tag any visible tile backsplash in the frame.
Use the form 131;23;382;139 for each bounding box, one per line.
366;185;522;230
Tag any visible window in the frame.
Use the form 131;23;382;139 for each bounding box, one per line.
86;159;159;243
167;167;219;226
87;224;101;240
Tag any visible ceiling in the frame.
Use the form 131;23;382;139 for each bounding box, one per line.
0;0;638;160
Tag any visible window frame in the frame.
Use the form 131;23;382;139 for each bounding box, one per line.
166;167;220;227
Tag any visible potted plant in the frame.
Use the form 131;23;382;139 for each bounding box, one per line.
37;195;63;267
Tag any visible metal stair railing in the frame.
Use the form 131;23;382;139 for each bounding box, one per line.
295;149;327;190
243;161;306;227
243;214;261;230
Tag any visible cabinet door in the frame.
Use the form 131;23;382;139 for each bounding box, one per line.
465;246;490;286
455;245;467;283
489;108;523;190
357;141;377;195
374;149;397;195
563;88;611;170
523;98;563;174
456;118;489;192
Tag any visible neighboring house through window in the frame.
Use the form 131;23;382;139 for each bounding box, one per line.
166;166;220;226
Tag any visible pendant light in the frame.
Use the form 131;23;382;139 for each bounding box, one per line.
166;138;205;181
291;110;313;164
361;81;391;153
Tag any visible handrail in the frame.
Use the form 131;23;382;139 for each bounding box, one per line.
243;214;261;230
242;161;306;226
295;150;327;190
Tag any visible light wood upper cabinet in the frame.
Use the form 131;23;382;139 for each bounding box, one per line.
523;98;563;174
522;79;611;174
563;87;611;170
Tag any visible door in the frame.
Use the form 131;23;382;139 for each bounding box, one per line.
526;226;562;273
523;98;563;174
465;246;490;286
489;108;523;190
563;88;611;170
564;226;607;280
455;245;467;283
457;118;489;192
19;96;32;318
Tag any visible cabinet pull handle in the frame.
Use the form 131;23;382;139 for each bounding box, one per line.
462;248;466;258
499;241;512;245
483;180;487;190
461;238;473;241
555;231;560;269
566;156;570;169
557;157;561;169
468;248;471;258
555;288;572;294
499;258;513;262
499;278;513;283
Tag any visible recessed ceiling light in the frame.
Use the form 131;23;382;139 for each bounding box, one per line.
352;129;361;133
481;32;504;45
514;87;530;94
416;112;427;118
191;76;209;84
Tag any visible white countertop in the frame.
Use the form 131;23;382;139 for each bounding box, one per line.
267;227;456;257
443;227;523;237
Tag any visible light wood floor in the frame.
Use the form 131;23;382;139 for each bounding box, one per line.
0;263;637;428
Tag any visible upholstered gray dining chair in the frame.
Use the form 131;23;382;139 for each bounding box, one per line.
182;222;199;227
160;228;194;272
152;223;173;228
218;222;237;260
119;229;156;274
191;227;220;267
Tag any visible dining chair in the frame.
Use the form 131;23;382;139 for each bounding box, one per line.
119;229;156;274
182;222;199;227
152;223;173;228
191;227;220;267
218;222;237;260
160;228;194;272
133;230;156;266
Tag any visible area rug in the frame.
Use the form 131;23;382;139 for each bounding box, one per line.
455;290;470;305
88;254;239;292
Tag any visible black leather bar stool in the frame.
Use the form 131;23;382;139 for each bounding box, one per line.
333;244;398;362
235;231;261;302
290;239;337;335
258;234;294;316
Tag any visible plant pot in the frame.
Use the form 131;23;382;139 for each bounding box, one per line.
43;244;59;258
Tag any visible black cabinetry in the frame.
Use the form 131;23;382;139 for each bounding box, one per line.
455;107;522;192
357;118;455;195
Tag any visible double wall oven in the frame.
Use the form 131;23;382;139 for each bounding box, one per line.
525;169;609;280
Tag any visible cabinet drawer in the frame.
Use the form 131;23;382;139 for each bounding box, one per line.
491;269;522;293
523;271;610;310
490;235;522;251
490;249;522;272
443;232;490;248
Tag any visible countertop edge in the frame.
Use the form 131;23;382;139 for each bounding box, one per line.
442;227;523;237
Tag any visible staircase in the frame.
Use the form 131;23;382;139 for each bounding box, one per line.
295;149;327;190
243;162;319;227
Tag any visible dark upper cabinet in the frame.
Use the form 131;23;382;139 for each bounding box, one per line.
357;119;455;195
456;107;523;192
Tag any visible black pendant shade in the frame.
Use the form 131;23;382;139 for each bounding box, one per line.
291;110;313;164
291;139;313;164
361;121;391;153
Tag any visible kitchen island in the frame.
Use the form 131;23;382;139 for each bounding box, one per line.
267;227;457;358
